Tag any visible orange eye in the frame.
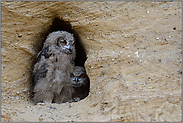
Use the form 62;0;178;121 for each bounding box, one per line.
79;74;83;78
57;37;66;46
71;74;74;78
61;40;67;45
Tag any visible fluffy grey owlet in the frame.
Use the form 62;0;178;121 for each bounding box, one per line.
71;66;90;102
33;31;76;103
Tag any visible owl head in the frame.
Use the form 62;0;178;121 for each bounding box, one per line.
44;31;75;54
71;66;87;88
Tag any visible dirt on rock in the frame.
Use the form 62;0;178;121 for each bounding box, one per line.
1;1;182;122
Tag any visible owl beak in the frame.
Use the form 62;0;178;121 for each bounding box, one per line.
65;45;72;53
68;45;72;53
74;77;79;82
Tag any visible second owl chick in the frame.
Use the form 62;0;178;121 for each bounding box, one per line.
70;66;90;102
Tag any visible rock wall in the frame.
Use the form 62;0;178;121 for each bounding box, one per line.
1;1;182;122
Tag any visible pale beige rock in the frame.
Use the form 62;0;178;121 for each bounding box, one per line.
1;1;182;122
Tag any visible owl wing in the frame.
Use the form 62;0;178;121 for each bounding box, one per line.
34;63;48;85
37;45;53;62
34;45;53;84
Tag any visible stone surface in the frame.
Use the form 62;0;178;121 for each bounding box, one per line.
1;1;182;122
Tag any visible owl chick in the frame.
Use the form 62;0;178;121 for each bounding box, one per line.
71;66;90;102
33;31;76;103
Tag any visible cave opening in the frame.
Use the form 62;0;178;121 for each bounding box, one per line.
31;18;90;103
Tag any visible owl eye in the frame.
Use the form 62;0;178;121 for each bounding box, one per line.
61;40;67;45
70;73;74;78
79;74;84;78
57;37;67;46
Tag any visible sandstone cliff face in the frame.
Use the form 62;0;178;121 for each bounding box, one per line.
1;1;182;122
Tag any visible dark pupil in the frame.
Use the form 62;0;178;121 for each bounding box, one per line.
71;74;74;78
61;40;66;45
57;37;66;46
79;74;83;78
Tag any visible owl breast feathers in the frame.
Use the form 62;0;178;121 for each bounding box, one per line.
33;31;76;103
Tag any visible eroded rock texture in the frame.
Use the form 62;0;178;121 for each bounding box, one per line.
1;1;182;122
